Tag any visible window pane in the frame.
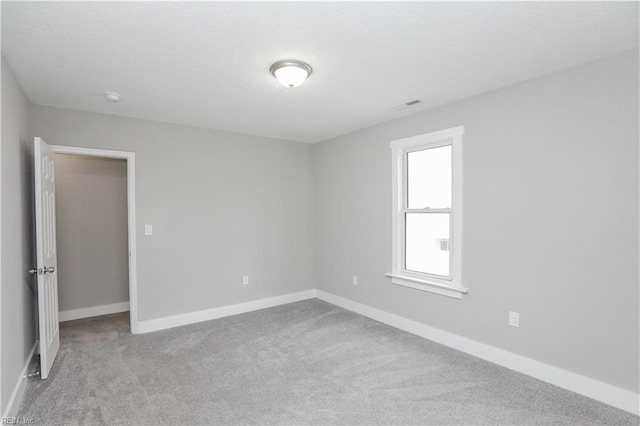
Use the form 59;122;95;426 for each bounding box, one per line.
405;213;450;277
407;145;451;209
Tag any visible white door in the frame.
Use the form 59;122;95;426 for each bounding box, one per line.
33;137;60;379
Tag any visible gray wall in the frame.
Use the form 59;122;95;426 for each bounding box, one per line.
1;56;35;413
30;107;315;321
314;50;639;392
55;155;129;312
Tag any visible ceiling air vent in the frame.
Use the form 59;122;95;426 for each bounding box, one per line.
392;99;422;111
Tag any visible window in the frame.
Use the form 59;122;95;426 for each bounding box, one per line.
387;126;467;299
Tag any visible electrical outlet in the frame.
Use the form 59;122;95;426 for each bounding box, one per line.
144;224;153;236
352;275;359;285
242;275;249;285
508;311;520;327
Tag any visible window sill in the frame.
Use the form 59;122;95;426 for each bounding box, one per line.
385;273;468;299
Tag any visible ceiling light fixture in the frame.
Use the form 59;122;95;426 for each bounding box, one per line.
270;60;312;88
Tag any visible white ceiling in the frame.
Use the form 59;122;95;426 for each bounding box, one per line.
2;2;638;143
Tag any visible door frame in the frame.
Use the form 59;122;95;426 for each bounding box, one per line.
51;145;139;334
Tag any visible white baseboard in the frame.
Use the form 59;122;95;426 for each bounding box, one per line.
2;342;37;419
316;290;640;416
59;301;130;322
137;290;317;334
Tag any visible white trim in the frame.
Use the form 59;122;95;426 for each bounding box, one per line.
390;126;465;297
51;145;132;160
50;145;139;334
0;97;2;412
59;302;130;322
137;290;317;334
390;125;464;148
315;290;640;416
2;342;37;419
385;273;468;299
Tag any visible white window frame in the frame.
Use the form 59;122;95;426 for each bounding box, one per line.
387;126;468;299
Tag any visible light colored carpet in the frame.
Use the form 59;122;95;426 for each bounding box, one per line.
18;299;639;425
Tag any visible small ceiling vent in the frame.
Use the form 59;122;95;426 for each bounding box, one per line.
392;99;422;111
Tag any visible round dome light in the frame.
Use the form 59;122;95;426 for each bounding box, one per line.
270;60;312;88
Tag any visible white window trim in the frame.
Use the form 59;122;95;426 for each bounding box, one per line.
388;126;467;299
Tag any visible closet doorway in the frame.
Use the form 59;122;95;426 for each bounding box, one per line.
52;145;139;333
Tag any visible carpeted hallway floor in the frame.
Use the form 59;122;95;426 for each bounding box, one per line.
18;299;639;425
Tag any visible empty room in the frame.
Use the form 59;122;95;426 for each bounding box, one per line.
1;1;639;425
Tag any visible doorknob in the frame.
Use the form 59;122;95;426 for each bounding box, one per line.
28;267;54;275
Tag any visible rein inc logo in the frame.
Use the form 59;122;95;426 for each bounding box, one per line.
2;418;35;425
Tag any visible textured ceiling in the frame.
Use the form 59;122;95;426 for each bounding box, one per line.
2;2;638;143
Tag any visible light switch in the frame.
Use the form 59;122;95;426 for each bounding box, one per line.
508;311;520;327
144;224;153;236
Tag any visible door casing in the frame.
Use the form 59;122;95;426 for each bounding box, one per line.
51;144;139;334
